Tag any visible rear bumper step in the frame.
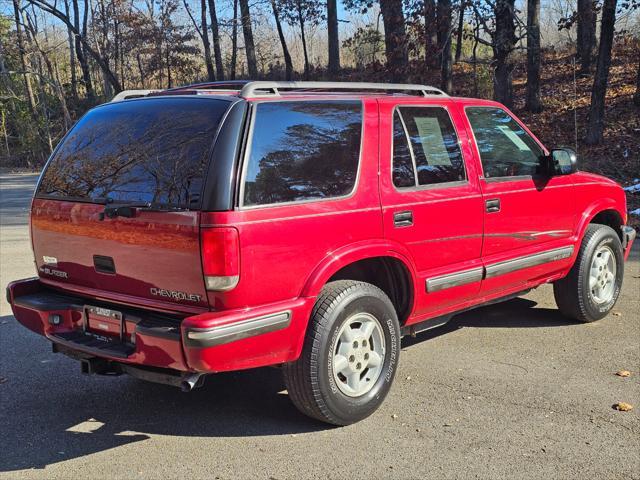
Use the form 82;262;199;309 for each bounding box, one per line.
7;278;316;374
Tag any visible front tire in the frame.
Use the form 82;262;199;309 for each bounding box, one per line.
283;280;400;425
553;224;624;322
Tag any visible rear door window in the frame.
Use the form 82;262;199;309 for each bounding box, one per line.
241;101;362;207
392;106;465;188
37;97;231;208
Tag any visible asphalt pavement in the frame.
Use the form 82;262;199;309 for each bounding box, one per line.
0;172;638;480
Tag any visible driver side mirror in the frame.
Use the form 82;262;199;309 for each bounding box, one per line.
541;147;578;176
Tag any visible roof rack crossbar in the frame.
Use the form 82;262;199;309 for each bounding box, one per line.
239;81;448;98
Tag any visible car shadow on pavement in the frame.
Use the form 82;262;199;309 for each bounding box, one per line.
401;297;581;348
0;298;581;472
0;314;330;472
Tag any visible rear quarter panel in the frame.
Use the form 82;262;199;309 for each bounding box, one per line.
201;97;384;311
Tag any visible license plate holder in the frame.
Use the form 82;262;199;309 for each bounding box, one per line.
83;305;124;341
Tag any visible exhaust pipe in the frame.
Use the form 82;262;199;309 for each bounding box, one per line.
180;373;204;392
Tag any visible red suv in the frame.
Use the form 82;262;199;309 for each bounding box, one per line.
7;81;635;425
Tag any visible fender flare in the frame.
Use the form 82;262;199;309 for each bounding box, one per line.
574;198;625;244
300;239;419;300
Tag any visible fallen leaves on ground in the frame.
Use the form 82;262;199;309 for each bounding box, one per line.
612;402;634;412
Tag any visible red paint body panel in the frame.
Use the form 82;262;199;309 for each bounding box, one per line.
8;92;633;380
377;97;484;318
31;199;209;313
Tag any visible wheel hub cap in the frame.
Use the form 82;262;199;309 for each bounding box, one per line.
332;312;385;397
589;245;616;304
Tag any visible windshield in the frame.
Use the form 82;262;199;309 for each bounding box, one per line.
36;97;231;208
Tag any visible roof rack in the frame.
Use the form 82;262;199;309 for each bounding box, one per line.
165;80;250;92
111;89;161;102
239;81;448;98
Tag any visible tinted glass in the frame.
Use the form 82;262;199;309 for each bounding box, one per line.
392;111;416;188
243;101;362;206
466;107;543;178
396;107;465;186
37;98;230;207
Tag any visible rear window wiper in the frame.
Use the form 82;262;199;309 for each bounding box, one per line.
99;202;188;220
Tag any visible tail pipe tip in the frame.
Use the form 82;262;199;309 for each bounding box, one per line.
180;373;205;392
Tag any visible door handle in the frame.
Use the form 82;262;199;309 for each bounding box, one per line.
393;210;413;227
485;198;501;213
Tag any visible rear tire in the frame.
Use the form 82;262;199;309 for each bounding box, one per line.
553;224;624;322
283;280;400;425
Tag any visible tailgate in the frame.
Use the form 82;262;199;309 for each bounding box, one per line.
31;96;235;312
31;199;208;311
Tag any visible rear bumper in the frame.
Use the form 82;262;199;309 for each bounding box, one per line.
6;278;315;374
621;225;636;261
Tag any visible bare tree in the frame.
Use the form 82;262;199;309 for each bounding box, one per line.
634;52;640;107
239;0;258;78
437;0;453;93
230;0;238;79
28;0;121;94
206;0;225;80
454;0;465;62
63;0;78;99
577;0;595;73
327;0;340;74
493;0;517;107
525;0;543;112
271;0;293;80
585;0;618;144
183;0;215;80
379;0;409;81
23;10;72;129
72;0;94;100
12;0;37;115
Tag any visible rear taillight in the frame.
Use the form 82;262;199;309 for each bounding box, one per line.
200;227;240;291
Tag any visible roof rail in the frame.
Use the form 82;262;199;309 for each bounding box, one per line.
239;81;448;98
111;89;160;102
165;80;250;92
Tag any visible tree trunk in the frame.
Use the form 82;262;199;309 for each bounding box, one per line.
525;0;542;112
437;0;453;93
271;0;293;80
327;0;340;74
207;0;225;80
297;3;311;79
455;0;465;62
64;0;78;99
137;53;145;86
634;53;640;107
424;0;437;66
71;0;94;100
238;0;258;78
197;0;215;81
585;0;617;145
230;0;238;79
493;0;516;107
577;0;595;73
379;0;408;82
12;0;37;116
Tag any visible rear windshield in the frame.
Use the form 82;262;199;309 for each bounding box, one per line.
36;97;231;208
